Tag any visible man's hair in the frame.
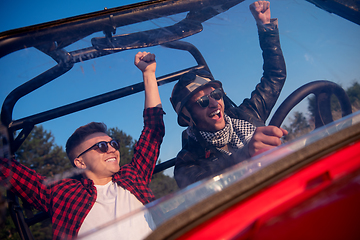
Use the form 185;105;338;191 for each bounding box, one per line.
66;122;107;166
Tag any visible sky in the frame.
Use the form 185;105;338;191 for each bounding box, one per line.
1;0;360;177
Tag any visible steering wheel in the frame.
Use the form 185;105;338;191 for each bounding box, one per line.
269;80;352;128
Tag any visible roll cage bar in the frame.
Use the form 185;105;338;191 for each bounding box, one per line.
0;0;359;240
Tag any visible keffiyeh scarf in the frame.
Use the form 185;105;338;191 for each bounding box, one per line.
187;114;256;154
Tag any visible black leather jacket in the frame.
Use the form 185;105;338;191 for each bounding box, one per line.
174;19;286;188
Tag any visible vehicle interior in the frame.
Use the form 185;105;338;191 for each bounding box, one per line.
1;0;360;239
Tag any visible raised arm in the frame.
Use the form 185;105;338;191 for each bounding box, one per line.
0;157;51;212
232;1;286;126
245;1;287;156
118;52;165;190
134;51;162;109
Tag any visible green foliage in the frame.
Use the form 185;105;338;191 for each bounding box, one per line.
282;111;312;142
307;81;360;120
0;197;52;240
284;80;360;142
150;166;178;199
29;218;52;240
15;125;72;177
346;82;360;110
0;208;21;240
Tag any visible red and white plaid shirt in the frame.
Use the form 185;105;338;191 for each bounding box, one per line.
1;107;165;240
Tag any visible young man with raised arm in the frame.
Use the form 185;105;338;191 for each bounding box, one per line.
1;51;164;240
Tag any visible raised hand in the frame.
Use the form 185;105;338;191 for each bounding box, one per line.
134;51;156;74
249;1;271;25
134;51;161;108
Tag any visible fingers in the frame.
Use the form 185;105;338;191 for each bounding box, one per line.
141;52;155;62
280;127;288;136
251;126;281;147
250;1;270;13
134;52;142;64
249;1;271;24
248;126;287;156
258;126;287;138
134;51;156;73
135;51;154;64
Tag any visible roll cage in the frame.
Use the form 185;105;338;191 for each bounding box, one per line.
0;0;359;239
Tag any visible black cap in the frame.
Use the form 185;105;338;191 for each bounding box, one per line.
170;70;222;126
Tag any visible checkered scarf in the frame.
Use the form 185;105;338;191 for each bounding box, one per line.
187;114;255;154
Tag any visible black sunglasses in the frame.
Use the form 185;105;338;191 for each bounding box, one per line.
77;140;120;158
195;88;224;108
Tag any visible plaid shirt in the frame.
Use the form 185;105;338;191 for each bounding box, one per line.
1;107;165;240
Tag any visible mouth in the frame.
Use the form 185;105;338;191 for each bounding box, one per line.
105;157;117;163
209;109;221;118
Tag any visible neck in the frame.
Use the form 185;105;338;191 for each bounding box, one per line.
84;172;113;185
93;178;112;185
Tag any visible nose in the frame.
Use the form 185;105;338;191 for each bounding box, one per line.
107;142;117;153
208;96;219;107
106;142;120;158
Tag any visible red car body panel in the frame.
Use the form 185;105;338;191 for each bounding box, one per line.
178;140;360;240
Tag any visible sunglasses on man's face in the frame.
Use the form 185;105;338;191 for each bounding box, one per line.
195;88;224;108
77;140;120;158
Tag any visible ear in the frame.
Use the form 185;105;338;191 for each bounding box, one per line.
74;157;86;169
182;107;197;127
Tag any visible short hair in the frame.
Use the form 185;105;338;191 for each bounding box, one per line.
66;122;107;166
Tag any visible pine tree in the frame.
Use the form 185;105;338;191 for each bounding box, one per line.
15;125;72;177
150;161;178;199
282;111;313;142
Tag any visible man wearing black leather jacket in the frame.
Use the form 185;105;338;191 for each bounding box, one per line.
170;1;288;188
